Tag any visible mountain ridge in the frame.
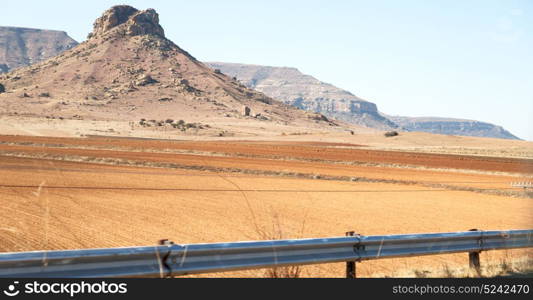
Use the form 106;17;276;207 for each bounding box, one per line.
207;62;519;140
0;13;520;140
0;26;78;73
207;62;399;130
389;116;520;140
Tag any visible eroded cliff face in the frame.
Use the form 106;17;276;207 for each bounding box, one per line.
207;62;520;139
390;116;520;140
207;62;398;130
0;26;78;73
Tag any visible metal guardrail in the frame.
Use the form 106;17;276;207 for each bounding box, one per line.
0;229;531;278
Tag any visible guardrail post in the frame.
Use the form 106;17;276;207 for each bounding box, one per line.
468;229;482;276
346;231;357;278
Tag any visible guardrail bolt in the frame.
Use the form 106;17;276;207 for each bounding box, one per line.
468;229;482;276
346;231;357;279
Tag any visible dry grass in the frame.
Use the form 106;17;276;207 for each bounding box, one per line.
370;256;533;278
252;208;307;278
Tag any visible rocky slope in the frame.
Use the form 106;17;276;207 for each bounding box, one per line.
207;62;398;130
208;62;519;140
0;6;338;135
389;116;520;140
0;26;78;73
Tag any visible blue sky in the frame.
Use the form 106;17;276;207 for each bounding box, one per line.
3;0;532;140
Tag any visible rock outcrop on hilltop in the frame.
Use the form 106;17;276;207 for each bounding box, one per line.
88;5;164;39
207;62;398;130
389;116;520;140
0;27;78;73
0;5;336;130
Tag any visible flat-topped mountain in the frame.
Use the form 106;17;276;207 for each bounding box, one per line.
389;116;520;140
207;62;398;130
208;62;520;140
0;26;78;73
0;6;337;133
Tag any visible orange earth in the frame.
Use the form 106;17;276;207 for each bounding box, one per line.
0;135;531;277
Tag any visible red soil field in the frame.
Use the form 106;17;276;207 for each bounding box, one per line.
0;135;531;277
0;135;531;173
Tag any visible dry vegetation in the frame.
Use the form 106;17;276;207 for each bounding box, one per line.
371;256;533;278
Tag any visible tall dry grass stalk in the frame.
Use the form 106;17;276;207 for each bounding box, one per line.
371;256;533;278
213;172;310;278
255;211;306;278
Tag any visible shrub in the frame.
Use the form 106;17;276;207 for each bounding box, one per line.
384;131;399;137
165;119;174;124
0;83;5;93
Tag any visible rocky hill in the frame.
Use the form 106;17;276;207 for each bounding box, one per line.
207;62;398;130
0;5;338;135
389;116;520;140
0;13;519;140
0;26;78;73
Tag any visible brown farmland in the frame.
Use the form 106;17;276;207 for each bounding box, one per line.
0;135;531;277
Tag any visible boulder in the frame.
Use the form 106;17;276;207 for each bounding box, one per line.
307;112;329;122
242;105;251;117
135;74;157;86
127;9;164;37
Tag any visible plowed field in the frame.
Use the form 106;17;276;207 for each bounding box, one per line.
0;135;531;277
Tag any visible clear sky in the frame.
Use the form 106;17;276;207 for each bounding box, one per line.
3;0;532;140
